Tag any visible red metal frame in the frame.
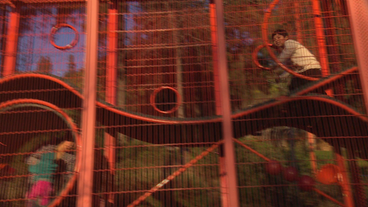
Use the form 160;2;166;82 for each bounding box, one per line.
210;2;230;205
311;0;330;78
1;73;368;125
77;0;99;206
127;140;223;207
210;1;221;116
214;0;239;207
346;0;368;115
150;86;182;114
233;138;345;206
294;2;303;44
1;73;368;206
50;24;79;50
0;1;368;206
312;1;353;206
2;7;19;77
104;4;118;204
346;1;368;205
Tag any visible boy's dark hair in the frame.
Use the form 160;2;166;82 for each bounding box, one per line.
272;29;288;39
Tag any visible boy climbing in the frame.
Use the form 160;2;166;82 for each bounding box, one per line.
271;29;323;92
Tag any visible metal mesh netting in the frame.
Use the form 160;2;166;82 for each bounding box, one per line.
0;0;368;207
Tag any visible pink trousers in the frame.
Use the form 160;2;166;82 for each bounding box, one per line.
26;180;53;207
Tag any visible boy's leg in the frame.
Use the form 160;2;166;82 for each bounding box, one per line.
288;76;308;93
289;69;324;94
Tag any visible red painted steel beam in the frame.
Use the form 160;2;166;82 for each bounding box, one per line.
346;0;368;115
294;2;303;44
210;2;229;207
214;0;240;207
2;7;20;77
314;188;345;206
312;2;353;205
127;141;223;207
295;67;358;96
77;0;99;205
210;1;221;116
233;138;346;207
311;0;330;78
346;1;368;205
104;3;118;204
1;73;368;125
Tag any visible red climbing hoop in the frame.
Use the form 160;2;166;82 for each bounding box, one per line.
150;86;182;114
50;24;79;50
252;44;273;70
0;99;81;207
260;0;318;81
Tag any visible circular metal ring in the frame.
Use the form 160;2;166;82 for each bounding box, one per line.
50;24;79;50
0;99;81;207
252;44;273;70
150;86;182;114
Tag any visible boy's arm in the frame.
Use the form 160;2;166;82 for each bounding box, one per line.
277;41;297;63
56;141;74;160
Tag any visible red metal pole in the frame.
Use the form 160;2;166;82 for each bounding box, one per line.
346;0;368;114
307;133;317;174
294;2;303;44
104;3;118;204
2;6;20;77
77;0;99;205
106;5;117;106
346;1;368;205
312;2;354;206
210;1;221;116
213;0;239;206
210;2;229;207
311;0;331;88
323;1;346;100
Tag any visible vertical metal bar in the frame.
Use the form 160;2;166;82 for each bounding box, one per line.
104;3;118;204
307;133;317;174
2;6;20;77
106;2;117;169
313;1;354;206
312;0;329;76
294;2;303;44
346;0;368;114
334;146;355;207
106;5;117;106
210;1;221;116
323;1;345;100
345;0;368;205
213;0;239;207
311;0;332;94
347;148;366;207
210;2;228;207
77;0;99;206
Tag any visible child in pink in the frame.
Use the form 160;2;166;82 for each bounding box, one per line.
26;141;74;207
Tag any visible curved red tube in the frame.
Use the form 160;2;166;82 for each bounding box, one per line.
50;24;79;50
0;99;81;207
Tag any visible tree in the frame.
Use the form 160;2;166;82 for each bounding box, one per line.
36;56;53;74
68;54;76;73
